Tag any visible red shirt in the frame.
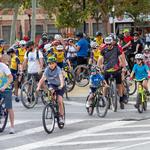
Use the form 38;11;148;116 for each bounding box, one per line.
123;36;132;44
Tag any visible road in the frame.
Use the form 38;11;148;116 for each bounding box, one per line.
1;85;150;150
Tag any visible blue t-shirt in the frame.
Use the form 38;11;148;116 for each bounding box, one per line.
76;38;88;57
133;64;149;80
90;74;104;87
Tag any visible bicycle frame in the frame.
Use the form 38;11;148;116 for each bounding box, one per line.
137;81;146;103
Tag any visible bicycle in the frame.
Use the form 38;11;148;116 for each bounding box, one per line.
86;83;109;117
74;64;91;87
20;74;46;108
134;78;149;113
42;87;65;134
0;97;8;132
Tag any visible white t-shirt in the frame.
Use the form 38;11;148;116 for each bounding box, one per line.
66;45;77;58
24;49;43;74
0;62;11;89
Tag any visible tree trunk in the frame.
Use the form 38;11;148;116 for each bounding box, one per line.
31;0;36;41
10;4;19;45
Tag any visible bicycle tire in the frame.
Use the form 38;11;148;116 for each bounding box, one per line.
74;65;90;87
110;80;118;112
41;90;49;105
137;94;144;113
125;75;137;95
42;104;55;134
96;95;109;118
85;95;95;116
65;71;75;92
57;102;65;129
0;106;8;132
20;80;38;109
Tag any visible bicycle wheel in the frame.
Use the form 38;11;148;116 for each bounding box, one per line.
0;105;8;132
64;71;75;92
42;104;55;134
96;95;109;118
40;90;49;105
110;80;118;112
57;102;65;129
122;79;129;103
74;65;90;87
85;95;95;116
137;94;144;113
125;75;137;95
20;80;38;109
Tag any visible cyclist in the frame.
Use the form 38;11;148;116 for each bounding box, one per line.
7;47;21;102
22;41;43;81
0;54;14;134
71;32;88;65
86;65;107;108
130;53;150;107
98;36;125;109
143;45;150;68
36;56;65;124
95;31;104;46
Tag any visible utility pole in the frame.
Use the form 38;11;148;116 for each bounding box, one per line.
31;0;36;41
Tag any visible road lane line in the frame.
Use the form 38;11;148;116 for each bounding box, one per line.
0;119;83;141
5;121;135;150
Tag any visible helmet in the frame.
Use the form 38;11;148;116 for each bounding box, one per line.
123;28;129;33
104;37;113;44
42;32;47;37
19;40;26;46
26;41;34;48
56;45;64;51
54;34;62;40
144;45;150;51
96;31;102;36
76;32;83;38
7;47;15;54
44;43;52;51
90;41;98;48
135;53;144;59
47;56;57;63
133;32;139;36
42;35;48;42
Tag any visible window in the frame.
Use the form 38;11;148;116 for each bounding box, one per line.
47;24;59;36
2;26;11;43
93;23;104;36
76;23;89;34
36;25;43;35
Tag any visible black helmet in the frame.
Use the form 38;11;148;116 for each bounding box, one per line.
133;32;139;36
118;34;124;40
76;32;83;38
26;41;34;48
42;32;47;37
42;35;47;42
7;47;15;54
96;31;102;36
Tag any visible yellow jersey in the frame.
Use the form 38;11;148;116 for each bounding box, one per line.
54;50;65;63
17;48;26;63
10;55;20;70
0;47;4;54
96;37;103;46
93;49;102;62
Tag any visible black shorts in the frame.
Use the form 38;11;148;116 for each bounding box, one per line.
104;71;122;84
27;73;41;82
77;56;88;65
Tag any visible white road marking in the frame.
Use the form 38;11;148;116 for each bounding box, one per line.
5;121;135;150
7;120;32;127
64;101;85;106
79;148;114;150
0;119;83;141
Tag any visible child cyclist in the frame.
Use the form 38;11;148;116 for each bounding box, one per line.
86;65;107;108
130;53;150;107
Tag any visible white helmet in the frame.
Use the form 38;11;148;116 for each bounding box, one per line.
54;34;62;40
104;36;113;44
44;43;52;51
135;53;144;59
144;45;150;51
19;40;26;46
56;45;64;51
90;41;98;48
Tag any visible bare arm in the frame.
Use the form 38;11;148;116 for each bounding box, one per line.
37;74;46;91
122;41;131;50
59;72;64;88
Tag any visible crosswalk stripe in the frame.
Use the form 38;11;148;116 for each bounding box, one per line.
0;119;83;141
7;120;32;127
79;148;115;150
5;121;135;150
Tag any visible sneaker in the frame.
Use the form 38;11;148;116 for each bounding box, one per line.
120;102;124;109
122;95;128;104
86;100;91;108
9;127;15;134
15;97;20;102
59;117;64;125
